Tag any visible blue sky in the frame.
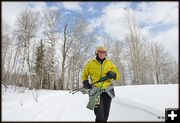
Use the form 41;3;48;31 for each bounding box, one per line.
2;2;178;61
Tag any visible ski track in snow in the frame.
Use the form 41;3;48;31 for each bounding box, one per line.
2;90;94;121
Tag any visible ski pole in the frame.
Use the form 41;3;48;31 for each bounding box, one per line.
90;75;109;86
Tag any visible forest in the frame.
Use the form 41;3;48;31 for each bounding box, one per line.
2;7;178;91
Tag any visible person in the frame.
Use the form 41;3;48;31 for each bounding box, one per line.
82;46;120;122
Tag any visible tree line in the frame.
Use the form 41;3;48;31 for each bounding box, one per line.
2;8;178;91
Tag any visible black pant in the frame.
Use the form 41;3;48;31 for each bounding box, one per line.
94;92;112;122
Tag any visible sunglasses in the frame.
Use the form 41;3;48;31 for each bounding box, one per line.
98;51;106;54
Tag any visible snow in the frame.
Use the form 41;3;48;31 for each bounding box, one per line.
2;84;178;122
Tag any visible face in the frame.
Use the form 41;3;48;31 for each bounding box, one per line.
97;50;106;59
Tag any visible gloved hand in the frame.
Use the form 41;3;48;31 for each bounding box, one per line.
83;80;92;89
106;71;117;80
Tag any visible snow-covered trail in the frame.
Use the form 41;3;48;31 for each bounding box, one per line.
2;90;92;121
2;91;164;121
2;84;178;121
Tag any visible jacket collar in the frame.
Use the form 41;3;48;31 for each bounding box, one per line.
92;57;108;64
96;56;106;64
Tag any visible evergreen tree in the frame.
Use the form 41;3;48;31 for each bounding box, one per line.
33;39;46;89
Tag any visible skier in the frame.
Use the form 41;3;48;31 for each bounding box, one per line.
82;46;120;122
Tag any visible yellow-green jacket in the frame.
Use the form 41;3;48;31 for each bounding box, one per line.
82;58;120;89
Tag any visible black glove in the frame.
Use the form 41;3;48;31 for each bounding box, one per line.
83;80;92;89
106;71;117;80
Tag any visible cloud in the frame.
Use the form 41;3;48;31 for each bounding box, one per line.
2;2;48;31
28;2;48;12
135;2;178;61
62;2;82;12
95;2;131;40
152;26;178;62
2;2;29;29
88;6;96;13
135;2;178;26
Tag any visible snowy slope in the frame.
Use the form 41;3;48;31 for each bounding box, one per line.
2;84;178;122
